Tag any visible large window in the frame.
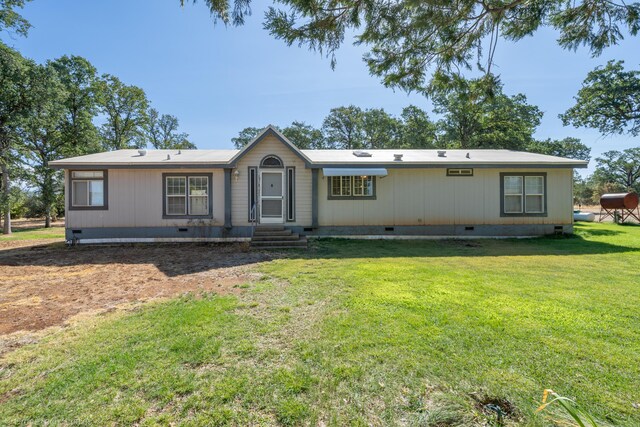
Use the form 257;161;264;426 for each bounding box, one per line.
69;170;107;210
329;176;375;199
163;174;212;218
501;173;546;216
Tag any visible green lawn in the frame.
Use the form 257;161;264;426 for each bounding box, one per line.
1;222;639;426
0;225;65;240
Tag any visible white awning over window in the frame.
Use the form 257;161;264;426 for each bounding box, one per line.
322;168;388;177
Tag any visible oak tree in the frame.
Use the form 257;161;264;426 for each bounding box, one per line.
561;61;640;136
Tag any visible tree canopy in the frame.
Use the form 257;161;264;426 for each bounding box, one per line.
526;137;591;162
0;42;32;233
0;0;31;36
231;95;590;162
97;75;149;151
145;108;195;149
561;60;640;136
0;41;196;233
593;148;640;193
431;76;542;150
187;0;640;93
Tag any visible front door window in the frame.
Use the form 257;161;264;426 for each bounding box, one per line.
260;171;284;223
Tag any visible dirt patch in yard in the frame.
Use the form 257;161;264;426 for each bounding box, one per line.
0;240;275;340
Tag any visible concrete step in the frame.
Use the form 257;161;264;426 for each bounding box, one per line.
254;225;285;232
251;233;300;241
253;229;293;237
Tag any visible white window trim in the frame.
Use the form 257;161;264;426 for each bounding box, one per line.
329;176;376;199
69;170;107;210
501;173;547;217
503;176;524;214
188;176;209;216
163;174;212;218
524;176;545;213
165;176;188;216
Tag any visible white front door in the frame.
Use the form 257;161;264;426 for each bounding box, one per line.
259;170;284;224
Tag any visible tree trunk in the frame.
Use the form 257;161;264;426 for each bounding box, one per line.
45;211;51;228
1;162;11;235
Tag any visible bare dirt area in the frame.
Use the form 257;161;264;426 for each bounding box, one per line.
0;239;274;348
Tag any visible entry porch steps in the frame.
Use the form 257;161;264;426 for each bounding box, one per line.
250;225;307;249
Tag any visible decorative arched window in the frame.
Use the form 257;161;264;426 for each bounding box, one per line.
260;155;283;168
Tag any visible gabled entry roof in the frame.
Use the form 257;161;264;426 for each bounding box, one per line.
228;125;312;167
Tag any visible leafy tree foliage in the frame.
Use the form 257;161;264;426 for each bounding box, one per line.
145;108;195;149
0;0;31;37
399;105;437;149
97;75;149;150
180;0;250;26
49;55;101;154
187;0;640;92
17;63;68;228
561;60;640;136
281;121;325;149
322;105;365;149
232;97;581;157
526;137;591;161
592;148;640;193
232;122;326;149
573;174;596;207
432;76;542;150
0;43;193;232
361;108;401;149
0;42;31;234
231;126;262;149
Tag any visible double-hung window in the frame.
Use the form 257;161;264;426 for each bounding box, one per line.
501;173;546;216
329;176;375;199
163;174;212;218
70;170;107;210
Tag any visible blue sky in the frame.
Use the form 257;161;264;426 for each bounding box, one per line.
3;0;639;173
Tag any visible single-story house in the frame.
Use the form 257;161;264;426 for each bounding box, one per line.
49;125;588;243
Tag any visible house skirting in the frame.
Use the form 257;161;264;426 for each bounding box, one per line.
65;224;572;243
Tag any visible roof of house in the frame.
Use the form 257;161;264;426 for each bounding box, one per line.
49;125;588;169
300;149;587;166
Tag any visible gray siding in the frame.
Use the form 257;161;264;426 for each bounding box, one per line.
65;169;225;228
318;168;573;226
64;145;574;234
